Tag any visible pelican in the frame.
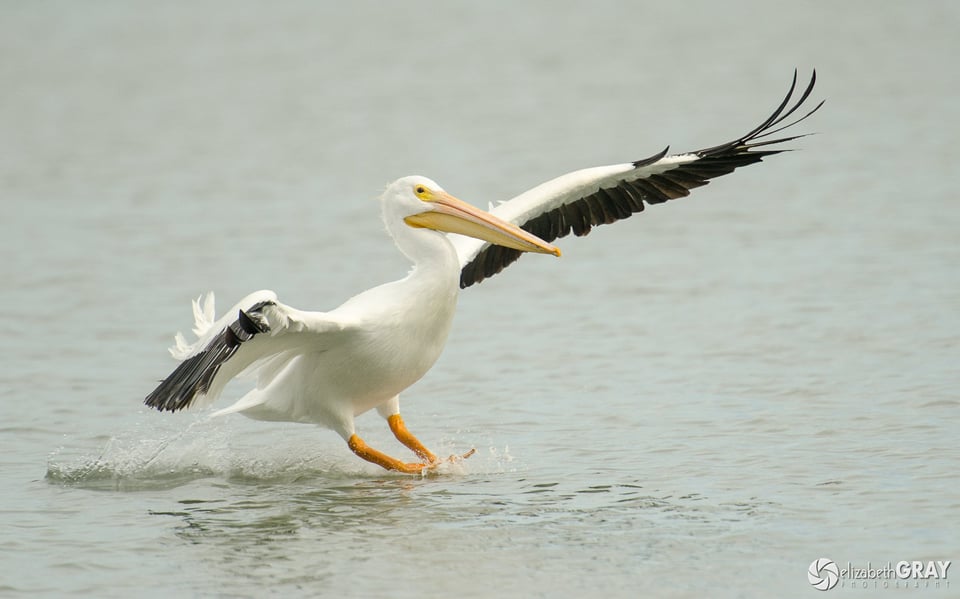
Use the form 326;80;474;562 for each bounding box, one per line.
145;71;823;474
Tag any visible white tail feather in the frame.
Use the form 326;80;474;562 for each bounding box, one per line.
168;290;278;361
170;332;191;358
191;292;216;337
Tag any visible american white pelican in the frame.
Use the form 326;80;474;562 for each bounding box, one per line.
145;71;822;474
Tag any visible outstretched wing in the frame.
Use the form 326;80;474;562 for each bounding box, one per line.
144;291;345;412
454;69;823;288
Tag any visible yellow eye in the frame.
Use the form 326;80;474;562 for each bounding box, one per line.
413;184;433;202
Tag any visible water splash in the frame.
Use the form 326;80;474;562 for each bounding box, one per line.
45;418;519;490
45;417;343;490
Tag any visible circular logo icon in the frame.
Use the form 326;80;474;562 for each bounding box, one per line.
808;558;840;591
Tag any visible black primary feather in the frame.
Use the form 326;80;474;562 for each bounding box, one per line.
144;301;274;412
460;70;823;288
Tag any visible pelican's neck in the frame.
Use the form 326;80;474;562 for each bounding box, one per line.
398;227;459;277
378;221;460;354
384;211;461;290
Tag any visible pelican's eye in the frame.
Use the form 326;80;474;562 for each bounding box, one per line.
413;184;430;200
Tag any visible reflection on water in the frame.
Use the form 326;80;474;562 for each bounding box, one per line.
139;468;772;596
46;416;778;596
45;415;774;531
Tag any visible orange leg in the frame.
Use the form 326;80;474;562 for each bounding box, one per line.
347;434;428;474
387;414;438;463
387;414;477;465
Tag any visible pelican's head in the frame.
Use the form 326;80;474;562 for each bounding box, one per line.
382;176;561;256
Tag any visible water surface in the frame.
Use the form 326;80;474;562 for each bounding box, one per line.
3;2;958;597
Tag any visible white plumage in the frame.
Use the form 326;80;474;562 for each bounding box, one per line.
145;72;822;474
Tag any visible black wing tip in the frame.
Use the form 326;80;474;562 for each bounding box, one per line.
696;69;823;157
143;301;275;413
632;146;670;168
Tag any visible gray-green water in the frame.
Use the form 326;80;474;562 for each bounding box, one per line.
3;2;958;597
